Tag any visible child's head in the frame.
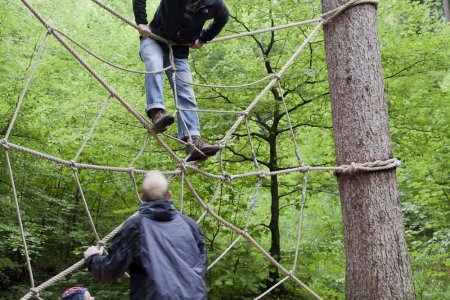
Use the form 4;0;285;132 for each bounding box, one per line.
61;287;93;300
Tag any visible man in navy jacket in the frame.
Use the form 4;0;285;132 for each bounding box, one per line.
133;0;229;162
84;170;208;299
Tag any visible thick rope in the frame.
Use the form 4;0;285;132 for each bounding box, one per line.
20;0;191;168
321;0;378;23
178;108;242;114
182;175;323;300
0;140;172;174
10;0;390;297
54;28;173;75
20;213;139;300
0;138;400;180
55;27;278;89
219;21;323;145
175;73;277;89
89;0;377;45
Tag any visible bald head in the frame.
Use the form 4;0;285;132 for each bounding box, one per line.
142;170;171;201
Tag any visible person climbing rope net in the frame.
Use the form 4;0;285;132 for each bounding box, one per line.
133;0;229;162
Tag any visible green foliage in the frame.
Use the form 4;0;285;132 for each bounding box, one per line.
0;0;448;299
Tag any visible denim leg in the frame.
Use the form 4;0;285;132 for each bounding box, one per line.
139;38;166;113
166;58;201;139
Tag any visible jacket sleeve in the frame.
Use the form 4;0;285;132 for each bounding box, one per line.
132;0;148;25
87;219;139;282
199;0;229;42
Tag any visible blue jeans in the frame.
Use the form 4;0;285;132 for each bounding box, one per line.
139;38;201;139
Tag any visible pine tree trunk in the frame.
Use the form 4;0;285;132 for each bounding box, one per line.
444;0;450;22
320;1;416;299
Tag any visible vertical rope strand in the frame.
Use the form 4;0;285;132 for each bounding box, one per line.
179;171;185;213
73;98;109;162
278;81;303;166
4;149;35;288
292;173;308;269
129;134;150;167
219;22;323;145
72;169;101;242
197;181;223;223
243;179;263;230
5;33;49;140
245;117;260;170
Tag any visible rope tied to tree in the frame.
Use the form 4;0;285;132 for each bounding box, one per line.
320;0;379;24
334;158;401;175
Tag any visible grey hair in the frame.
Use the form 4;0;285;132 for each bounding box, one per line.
142;170;169;201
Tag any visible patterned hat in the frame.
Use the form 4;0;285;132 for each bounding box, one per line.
61;287;88;300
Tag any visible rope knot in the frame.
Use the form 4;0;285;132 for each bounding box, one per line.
0;139;9;149
30;288;39;295
240;111;249;117
46;26;54;35
273;73;281;81
222;172;232;183
334;158;400;176
176;161;187;172
257;171;267;180
97;240;105;247
69;160;77;170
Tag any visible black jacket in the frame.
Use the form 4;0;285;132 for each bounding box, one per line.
87;200;208;300
133;0;229;58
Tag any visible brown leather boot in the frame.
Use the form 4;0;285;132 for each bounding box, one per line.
146;109;174;133
184;136;220;162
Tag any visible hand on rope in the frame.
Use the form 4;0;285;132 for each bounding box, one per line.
138;24;152;39
84;245;104;260
190;39;204;49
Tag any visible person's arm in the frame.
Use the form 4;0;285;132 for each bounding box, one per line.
85;220;139;282
132;0;152;38
132;0;148;25
198;0;229;43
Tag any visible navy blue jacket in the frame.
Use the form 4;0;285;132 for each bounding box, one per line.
87;200;208;300
132;0;229;58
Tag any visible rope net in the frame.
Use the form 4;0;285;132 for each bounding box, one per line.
1;0;394;299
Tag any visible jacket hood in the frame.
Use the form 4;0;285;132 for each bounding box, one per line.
139;200;177;221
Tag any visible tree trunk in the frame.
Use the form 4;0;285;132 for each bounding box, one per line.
444;0;450;22
268;135;281;285
321;1;415;299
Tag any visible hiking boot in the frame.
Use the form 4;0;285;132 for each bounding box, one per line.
183;135;221;162
147;109;174;133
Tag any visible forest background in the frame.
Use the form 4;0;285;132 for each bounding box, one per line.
0;0;448;299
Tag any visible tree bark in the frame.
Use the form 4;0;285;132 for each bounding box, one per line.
321;1;415;299
268;134;281;285
444;0;450;22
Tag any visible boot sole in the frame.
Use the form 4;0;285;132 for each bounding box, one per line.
186;147;220;162
153;115;175;133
